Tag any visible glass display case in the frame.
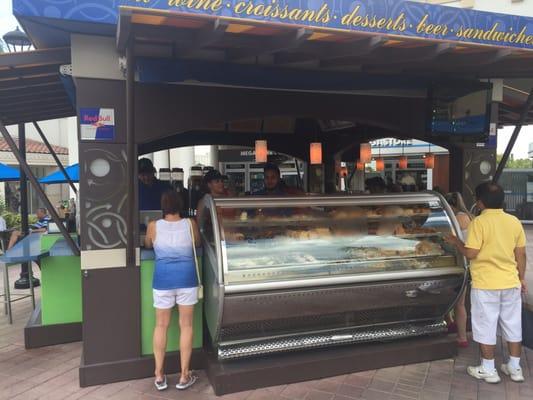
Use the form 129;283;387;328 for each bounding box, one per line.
198;193;467;360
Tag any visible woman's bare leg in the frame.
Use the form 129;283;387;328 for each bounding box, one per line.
178;304;195;382
153;308;172;380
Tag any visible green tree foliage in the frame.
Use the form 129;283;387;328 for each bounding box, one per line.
0;198;37;229
497;154;533;169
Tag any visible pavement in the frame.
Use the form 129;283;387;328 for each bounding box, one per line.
1;227;533;399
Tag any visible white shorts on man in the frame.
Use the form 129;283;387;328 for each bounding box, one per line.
471;287;522;345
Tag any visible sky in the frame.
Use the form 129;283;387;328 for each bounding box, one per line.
0;0;16;47
0;0;531;159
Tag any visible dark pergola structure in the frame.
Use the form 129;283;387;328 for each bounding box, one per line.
0;48;79;255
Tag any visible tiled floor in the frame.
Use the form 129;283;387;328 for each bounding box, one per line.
1;227;533;399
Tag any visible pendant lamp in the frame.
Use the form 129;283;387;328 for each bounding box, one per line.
375;158;385;171
360;143;372;163
310;142;322;165
255;140;268;163
374;144;384;172
398;156;408;169
424;143;435;169
356;159;365;171
398;141;407;169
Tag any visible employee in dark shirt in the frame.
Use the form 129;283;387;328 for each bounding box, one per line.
253;163;303;195
138;158;172;210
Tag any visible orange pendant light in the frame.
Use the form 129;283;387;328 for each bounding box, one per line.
356;159;365;171
255;140;268;163
424;153;435;169
310;142;322;165
375;157;385;171
398;156;408;169
359;143;372;164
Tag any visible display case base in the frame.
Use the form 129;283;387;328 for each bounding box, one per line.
24;304;82;349
206;335;457;396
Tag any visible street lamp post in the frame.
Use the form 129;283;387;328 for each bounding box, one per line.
3;27;38;289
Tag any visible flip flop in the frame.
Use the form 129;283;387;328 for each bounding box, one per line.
154;375;167;391
176;373;197;390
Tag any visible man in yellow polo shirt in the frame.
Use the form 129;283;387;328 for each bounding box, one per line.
446;182;527;384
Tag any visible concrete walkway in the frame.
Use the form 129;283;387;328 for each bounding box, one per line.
1;227;533;399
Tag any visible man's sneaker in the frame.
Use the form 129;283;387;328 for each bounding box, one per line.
154;375;167;391
501;363;525;382
467;365;501;383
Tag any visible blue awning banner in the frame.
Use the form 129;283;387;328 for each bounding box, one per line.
0;163;20;182
13;0;533;50
39;163;79;184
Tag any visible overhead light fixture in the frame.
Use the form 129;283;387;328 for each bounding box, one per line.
255;119;267;163
310;142;322;165
255;140;267;163
374;143;384;172
424;143;435;169
398;141;407;169
360;142;372;164
375;158;385;171
398;156;408;169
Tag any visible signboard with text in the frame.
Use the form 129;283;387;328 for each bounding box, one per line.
79;108;116;141
13;0;533;50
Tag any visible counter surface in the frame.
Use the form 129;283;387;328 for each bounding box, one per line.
0;233;46;263
48;240;156;260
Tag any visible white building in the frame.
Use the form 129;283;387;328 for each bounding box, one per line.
1;117;77;212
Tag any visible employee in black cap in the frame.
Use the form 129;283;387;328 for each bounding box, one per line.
196;169;231;222
138;158;172;210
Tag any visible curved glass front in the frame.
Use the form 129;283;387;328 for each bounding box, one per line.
211;194;464;286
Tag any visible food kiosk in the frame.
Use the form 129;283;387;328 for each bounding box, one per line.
1;0;532;395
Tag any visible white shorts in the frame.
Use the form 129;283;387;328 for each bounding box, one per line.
471;287;522;345
153;287;198;309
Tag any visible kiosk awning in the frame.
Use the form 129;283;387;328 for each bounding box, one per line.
0;47;75;125
116;7;533;80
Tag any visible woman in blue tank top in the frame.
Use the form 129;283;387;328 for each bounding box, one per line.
144;190;200;392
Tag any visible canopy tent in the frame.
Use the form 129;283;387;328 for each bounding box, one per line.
39;163;79;184
0;162;20;181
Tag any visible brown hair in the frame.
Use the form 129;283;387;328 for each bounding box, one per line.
160;190;183;216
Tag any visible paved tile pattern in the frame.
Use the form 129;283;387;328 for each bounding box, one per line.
1;226;533;399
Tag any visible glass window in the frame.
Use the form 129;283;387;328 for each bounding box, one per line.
217;198;461;285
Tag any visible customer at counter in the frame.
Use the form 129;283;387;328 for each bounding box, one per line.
445;192;472;348
253;163;303;195
144;190;201;392
446;183;527;384
138;158;172;210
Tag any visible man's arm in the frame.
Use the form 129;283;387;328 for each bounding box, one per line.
514;246;527;293
444;235;480;260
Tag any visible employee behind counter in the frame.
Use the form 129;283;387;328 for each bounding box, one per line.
252;163;303;195
138;158;172;211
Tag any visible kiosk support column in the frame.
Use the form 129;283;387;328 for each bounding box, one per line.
19;123;30;281
126;45;136;268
